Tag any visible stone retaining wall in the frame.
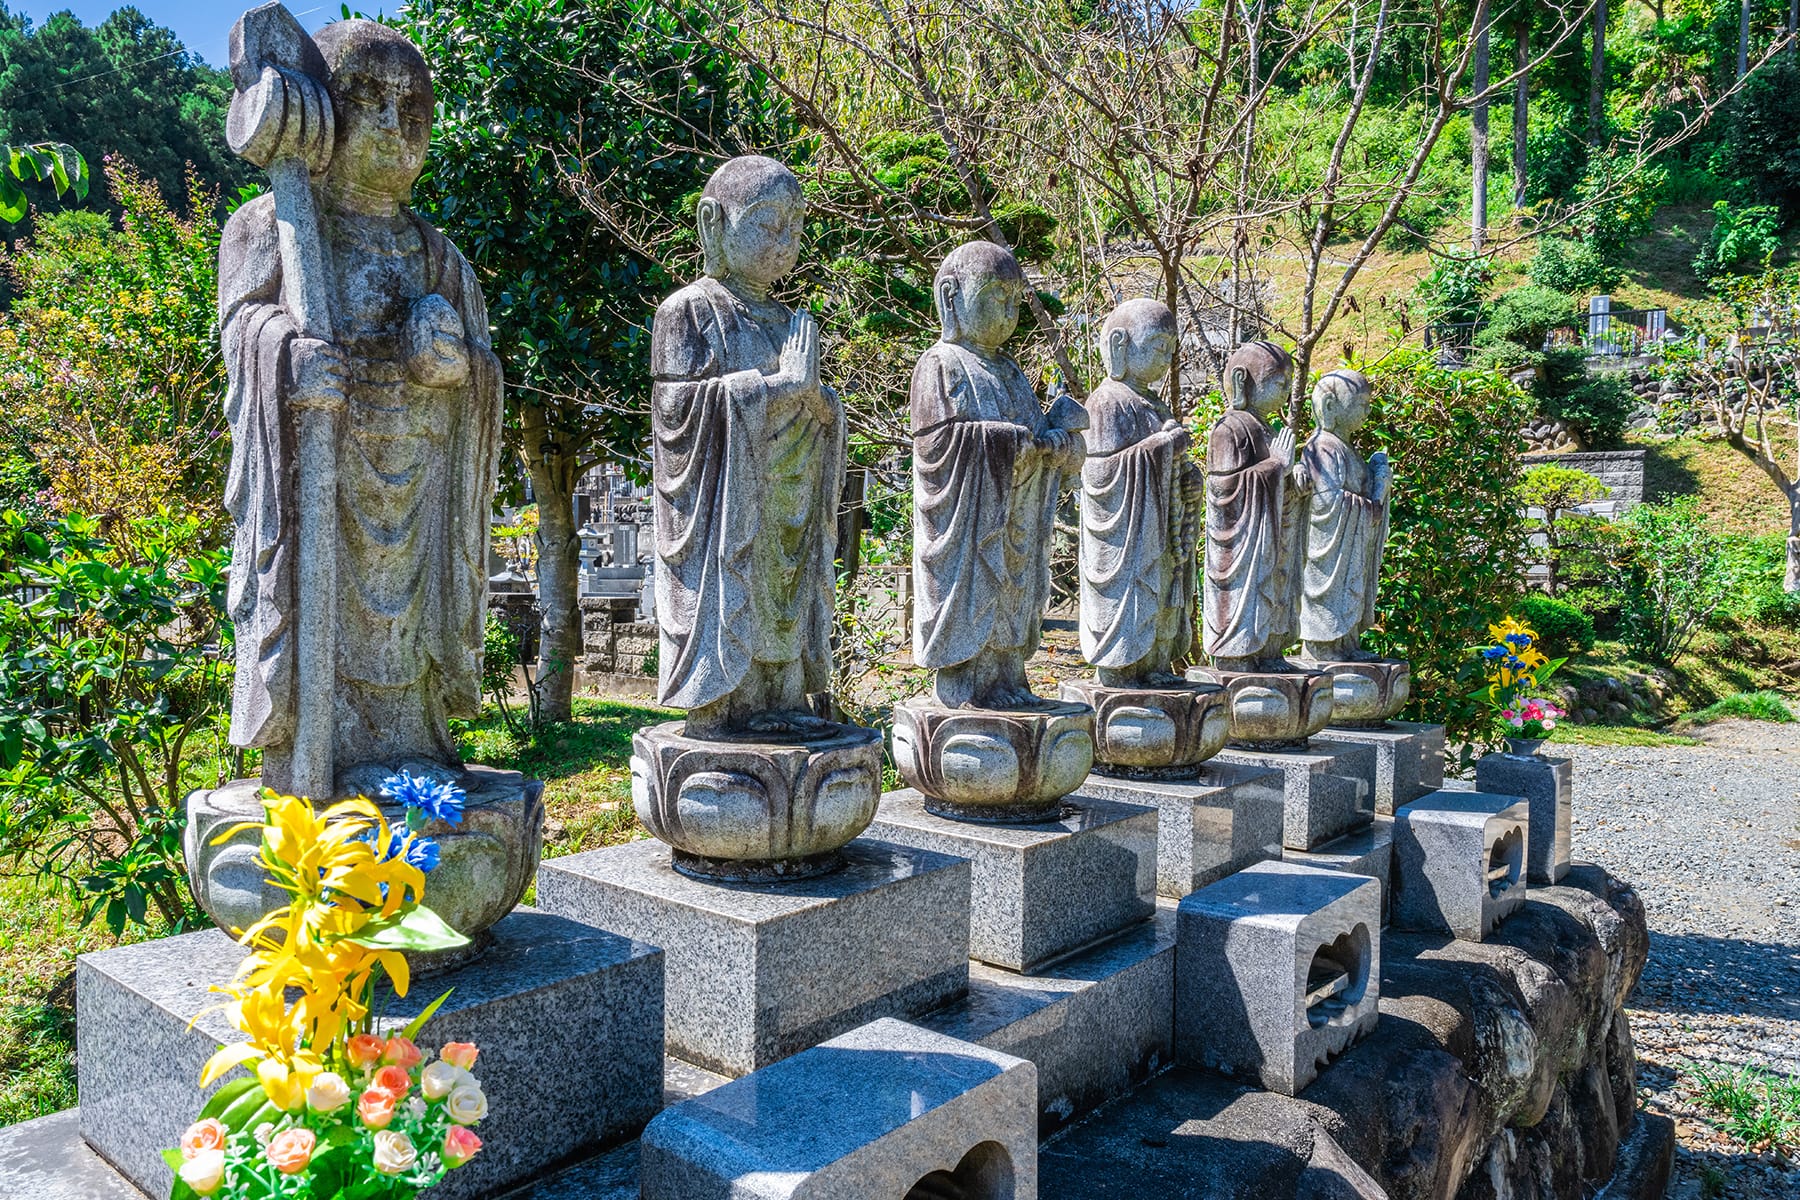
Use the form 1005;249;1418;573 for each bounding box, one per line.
1522;449;1646;508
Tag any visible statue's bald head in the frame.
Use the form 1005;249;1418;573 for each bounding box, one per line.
315;20;432;200
1101;298;1177;388
935;240;1027;349
1311;367;1371;435
697;155;805;286
1223;340;1292;416
703;155;802;213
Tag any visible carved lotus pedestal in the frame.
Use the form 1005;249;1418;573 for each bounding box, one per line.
1185;667;1334;748
631;720;884;881
891;698;1095;822
186;763;544;969
1300;658;1412;728
1057;680;1229;776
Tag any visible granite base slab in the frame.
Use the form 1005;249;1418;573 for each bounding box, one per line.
1474;750;1573;884
1317;720;1445;814
1078;763;1284;898
917;901;1176;1134
1211;738;1377;851
868;789;1157;971
76;910;663;1200
1282;815;1395;924
639;1018;1038;1200
536;836;970;1077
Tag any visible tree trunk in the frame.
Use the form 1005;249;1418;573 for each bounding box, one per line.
1789;0;1796;60
1513;20;1530;208
1739;0;1752;79
1589;0;1608;145
522;404;582;725
1472;16;1491;251
1788;490;1800;592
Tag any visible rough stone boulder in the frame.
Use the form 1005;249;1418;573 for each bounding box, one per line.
1039;864;1673;1199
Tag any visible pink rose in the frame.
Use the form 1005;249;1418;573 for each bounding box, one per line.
381;1036;422;1069
440;1042;479;1072
265;1127;315;1175
346;1034;385;1070
358;1088;397;1130
443;1125;483;1167
180;1117;227;1159
371;1064;412;1098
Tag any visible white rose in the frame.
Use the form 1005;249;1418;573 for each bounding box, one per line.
371;1129;417;1176
419;1060;465;1100
445;1082;488;1126
178;1148;226;1195
306;1071;351;1114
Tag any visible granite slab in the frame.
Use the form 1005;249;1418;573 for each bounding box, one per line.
1474;750;1573;884
1393;791;1529;940
1283;815;1395;924
1211;738;1377;850
536;836;970;1077
1077;762;1284;898
1317;720;1445;814
77;909;663;1200
868;789;1157;970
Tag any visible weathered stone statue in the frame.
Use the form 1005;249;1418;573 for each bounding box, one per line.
895;240;1095;819
1188;340;1333;745
1295;368;1410;726
190;6;539;953
1059;299;1227;773
633;154;881;878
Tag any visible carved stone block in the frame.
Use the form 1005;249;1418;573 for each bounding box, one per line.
1057;680;1228;773
1306;658;1411;727
1186;667;1333;748
630;721;884;880
1474;750;1573;885
1080;763;1285;899
892;699;1095;822
1393;792;1529;940
1316;720;1444;815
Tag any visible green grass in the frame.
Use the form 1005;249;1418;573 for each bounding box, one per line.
1687;690;1796;725
1686;1062;1800;1152
1547;723;1701;747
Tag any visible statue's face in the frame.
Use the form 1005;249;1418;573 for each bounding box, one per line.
712;191;804;288
1244;366;1290;418
1118;326;1176;387
951;273;1024;350
331;57;431;198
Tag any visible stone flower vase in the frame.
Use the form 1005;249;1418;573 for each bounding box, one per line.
1503;736;1547;758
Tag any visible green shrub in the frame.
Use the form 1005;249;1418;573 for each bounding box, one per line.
1535;352;1637;449
1606;498;1737;663
1476;285;1576;350
1517;594;1596;652
1693;200;1783;281
1688;691;1796;724
1717;58;1800;220
1417;254;1490;324
1529;238;1621;296
1716;533;1800;628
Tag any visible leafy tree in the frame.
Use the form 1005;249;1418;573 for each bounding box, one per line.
1692;198;1783;279
1517;464;1610;593
0;139;86;221
1605;497;1736;662
1717;57;1800;218
396;0;788;722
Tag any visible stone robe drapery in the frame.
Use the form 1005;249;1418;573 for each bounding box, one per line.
650;275;844;710
1203;408;1288;660
1300;431;1388;643
912;342;1062;670
1079;380;1194;669
219;193;500;762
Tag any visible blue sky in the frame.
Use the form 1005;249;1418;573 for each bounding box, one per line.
12;3;343;67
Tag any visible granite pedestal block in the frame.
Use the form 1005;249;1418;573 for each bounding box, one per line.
1212;738;1377;851
1393;791;1529;940
77;910;662;1200
1175;861;1381;1096
869;789;1156;971
1078;762;1284;898
1475;749;1572;884
536;836;969;1076
920;902;1174;1134
1283;815;1394;925
639;1018;1038;1200
1316;720;1445;815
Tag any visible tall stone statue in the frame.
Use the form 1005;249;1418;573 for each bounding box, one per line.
1060;299;1227;774
1190;340;1333;745
190;5;539;955
895;241;1095;819
633;154;881;879
1296;369;1410;727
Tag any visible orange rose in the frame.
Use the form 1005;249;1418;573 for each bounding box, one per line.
371;1064;412;1098
179;1117;227;1159
265;1127;315;1175
357;1088;397;1130
442;1125;482;1168
381;1036;422;1069
346;1034;385;1070
439;1042;479;1072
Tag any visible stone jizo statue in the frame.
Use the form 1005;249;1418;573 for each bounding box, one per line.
1078;298;1200;686
650;154;845;740
911;240;1086;710
1299;369;1390;663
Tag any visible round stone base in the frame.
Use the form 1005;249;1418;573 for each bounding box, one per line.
631;721;883;878
1302;658;1412;728
1057;679;1229;772
891;698;1095;822
185;763;544;970
1184;667;1334;748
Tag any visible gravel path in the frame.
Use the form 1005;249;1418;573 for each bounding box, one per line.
1564;722;1800;1197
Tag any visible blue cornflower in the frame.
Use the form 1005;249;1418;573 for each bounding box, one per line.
1504;632;1531;647
1481;645;1507;660
381;771;466;827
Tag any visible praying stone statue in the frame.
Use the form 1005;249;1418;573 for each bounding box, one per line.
1188;340;1333;745
894;241;1094;819
189;5;539;954
1295;369;1410;726
1059;299;1227;774
633;154;881;878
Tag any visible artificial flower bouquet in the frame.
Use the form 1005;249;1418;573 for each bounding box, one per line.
1471;617;1568;740
164;774;490;1199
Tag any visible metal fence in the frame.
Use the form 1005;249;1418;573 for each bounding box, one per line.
1424;302;1673;362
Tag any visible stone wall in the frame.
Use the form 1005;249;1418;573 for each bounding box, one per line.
1522;449;1647;508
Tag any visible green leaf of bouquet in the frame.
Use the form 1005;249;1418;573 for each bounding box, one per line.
400;987;455;1041
344;905;471;953
197;1075;260;1122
